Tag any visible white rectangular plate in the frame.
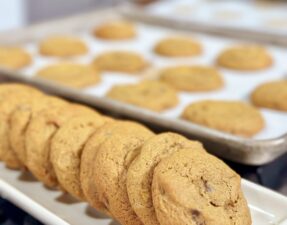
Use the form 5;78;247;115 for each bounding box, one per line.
0;163;287;225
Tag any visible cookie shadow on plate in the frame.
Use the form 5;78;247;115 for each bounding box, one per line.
55;192;80;205
109;221;121;225
85;205;110;219
17;170;38;182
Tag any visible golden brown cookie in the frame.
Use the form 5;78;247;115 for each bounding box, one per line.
39;36;88;57
127;133;204;225
0;84;43;169
25;103;97;188
92;121;154;225
50;114;110;200
106;80;178;112
216;45;272;71
154;37;202;57
0;47;32;69
182;100;264;137
152;149;251;225
36;63;101;88
9;95;67;169
92;51;148;74
93;21;136;40
81;121;120;216
251;80;287;112
159;65;224;92
80;121;154;218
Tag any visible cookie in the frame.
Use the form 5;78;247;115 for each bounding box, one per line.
92;121;154;225
216;45;272;71
154;37;202;57
50;114;110;200
39;36;88;57
9;95;67;168
127;133;204;225
251;80;287;112
94;21;136;40
80;121;154;217
0;84;43;169
92;51;148;73
81;121;121;216
159;65;224;92
181;100;264;137
36;63;101;88
25;103;97;188
106;80;179;111
152;149;251;225
0;47;32;69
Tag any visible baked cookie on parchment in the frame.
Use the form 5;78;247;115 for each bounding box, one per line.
0;47;32;69
39;36;88;57
154;37;202;57
159;65;224;92
93;21;136;40
251;80;287;112
181;100;264;137
216;45;272;71
36;63;101;88
106;80;178;112
92;51;148;74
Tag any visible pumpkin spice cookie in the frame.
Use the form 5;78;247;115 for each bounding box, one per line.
159;65;224;92
154;37;202;57
9;95;67;169
36;63;101;88
39;36;88;57
25;103;97;188
91;121;154;225
0;84;43;169
216;45;272;71
93;21;136;40
182;100;264;137
92;51;148;74
50;114;111;200
152;149;251;225
80;121;154;218
251;80;287;112
106;80;179;112
127;133;204;225
0;47;32;69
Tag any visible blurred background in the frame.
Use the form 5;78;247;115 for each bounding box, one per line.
0;0;122;32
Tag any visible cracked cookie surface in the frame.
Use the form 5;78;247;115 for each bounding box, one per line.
127;133;204;225
152;149;251;225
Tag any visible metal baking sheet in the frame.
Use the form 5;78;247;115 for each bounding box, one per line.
0;7;286;165
123;0;287;46
0;162;287;225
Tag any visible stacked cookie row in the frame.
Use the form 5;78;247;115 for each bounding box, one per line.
0;83;251;225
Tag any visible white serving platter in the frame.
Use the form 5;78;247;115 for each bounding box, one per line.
0;163;286;225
